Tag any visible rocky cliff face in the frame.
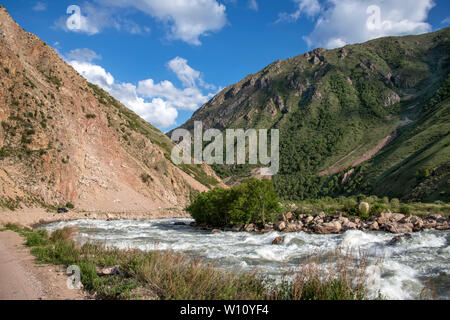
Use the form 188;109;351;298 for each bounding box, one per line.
0;7;221;212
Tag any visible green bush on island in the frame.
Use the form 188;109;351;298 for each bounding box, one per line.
187;178;281;227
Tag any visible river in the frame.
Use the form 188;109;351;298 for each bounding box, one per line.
40;218;450;300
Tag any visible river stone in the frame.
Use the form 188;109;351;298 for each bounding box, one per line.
436;222;449;230
264;223;274;230
272;236;285;245
305;216;314;224
285;212;295;220
315;221;342;234
387;234;412;246
274;221;286;231
244;224;255;232
339;217;350;224
376;217;390;225
97;265;121;276
343;221;357;230
285;223;298;233
392;213;405;222
380;210;392;219
231;225;242;232
211;229;222;234
423;221;437;229
369;221;380;231
386;222;413;233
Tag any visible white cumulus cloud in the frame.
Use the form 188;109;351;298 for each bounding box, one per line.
278;0;321;21
167;56;216;90
66;51;215;129
95;0;228;45
281;0;435;49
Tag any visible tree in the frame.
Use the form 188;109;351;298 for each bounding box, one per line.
187;178;281;227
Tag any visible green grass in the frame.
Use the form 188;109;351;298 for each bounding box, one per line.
1;225;370;300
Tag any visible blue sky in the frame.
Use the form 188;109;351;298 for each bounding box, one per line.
2;0;450;132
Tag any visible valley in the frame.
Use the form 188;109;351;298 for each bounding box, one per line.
0;4;449;302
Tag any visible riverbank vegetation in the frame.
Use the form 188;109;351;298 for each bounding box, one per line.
1;224;370;300
187;179;449;231
285;195;450;217
187;178;281;227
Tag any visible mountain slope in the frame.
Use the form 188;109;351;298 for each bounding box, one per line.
176;27;450;201
0;7;221;212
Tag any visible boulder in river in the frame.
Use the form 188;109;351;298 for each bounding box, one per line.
272;236;285;245
387;234;412;246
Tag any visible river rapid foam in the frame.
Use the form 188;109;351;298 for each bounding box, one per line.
41;218;450;300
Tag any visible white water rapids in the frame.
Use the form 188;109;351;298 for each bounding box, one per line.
40;218;450;300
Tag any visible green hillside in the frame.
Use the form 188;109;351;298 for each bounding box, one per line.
176;27;450;202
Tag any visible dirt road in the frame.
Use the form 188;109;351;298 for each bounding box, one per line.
0;230;86;300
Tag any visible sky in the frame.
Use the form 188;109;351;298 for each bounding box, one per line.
2;0;450;132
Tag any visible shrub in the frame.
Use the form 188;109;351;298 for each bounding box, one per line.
399;205;411;215
85;114;97;119
140;173;152;183
370;203;387;216
358;202;370;219
342;198;358;214
187;178;281;227
66;202;75;209
390;198;400;209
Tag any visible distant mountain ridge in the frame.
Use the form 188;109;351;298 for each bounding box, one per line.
0;7;222;212
176;27;450;202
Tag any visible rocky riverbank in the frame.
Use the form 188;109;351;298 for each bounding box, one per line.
187;210;450;235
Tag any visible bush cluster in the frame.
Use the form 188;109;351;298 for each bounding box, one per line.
187;178;281;227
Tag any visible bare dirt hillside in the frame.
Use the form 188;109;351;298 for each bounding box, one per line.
0;7;221;213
